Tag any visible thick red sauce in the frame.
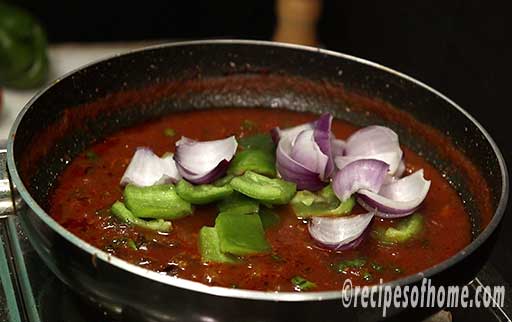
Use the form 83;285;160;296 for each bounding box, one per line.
49;108;471;291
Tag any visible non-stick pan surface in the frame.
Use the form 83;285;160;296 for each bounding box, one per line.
4;40;508;321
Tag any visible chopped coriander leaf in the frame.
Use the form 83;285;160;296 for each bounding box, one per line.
370;262;383;272
241;119;257;131
362;271;373;281
335;258;367;272
291;276;317;291
127;239;138;250
271;254;284;262
85;151;98;160
95;207;110;217
163;128;176;137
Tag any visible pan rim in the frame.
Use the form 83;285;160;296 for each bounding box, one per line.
6;39;509;302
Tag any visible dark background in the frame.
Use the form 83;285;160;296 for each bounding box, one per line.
8;0;512;276
10;0;508;149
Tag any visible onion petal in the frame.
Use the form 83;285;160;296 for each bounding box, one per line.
357;169;431;218
331;138;345;157
332;159;389;202
174;136;237;184
313;113;335;178
276;143;326;191
340;126;403;175
290;130;329;177
384;158;406;184
395;159;406;178
308;212;374;251
271;122;314;144
335;151;402;175
120;147;181;187
274;114;336;190
270;127;281;144
333;225;370;251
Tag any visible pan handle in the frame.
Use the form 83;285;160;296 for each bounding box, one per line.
0;148;16;219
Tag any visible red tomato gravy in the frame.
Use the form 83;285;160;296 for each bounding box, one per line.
49;108;471;291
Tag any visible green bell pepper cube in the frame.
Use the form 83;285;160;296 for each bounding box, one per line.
199;226;239;264
111;201;172;233
176;180;233;205
213;175;235;187
291;184;355;218
230;171;296;205
124;184;192;220
259;207;280;229
215;211;271;256
373;213;424;244
291;276;317;291
383;213;424;243
237;133;276;152
228;149;276;177
217;192;260;215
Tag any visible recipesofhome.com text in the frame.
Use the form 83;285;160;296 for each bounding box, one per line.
341;278;505;317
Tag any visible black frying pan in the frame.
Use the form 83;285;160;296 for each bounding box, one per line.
1;40;508;321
